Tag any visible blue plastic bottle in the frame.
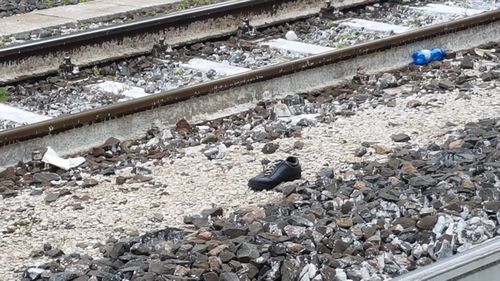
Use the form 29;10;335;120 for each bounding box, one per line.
412;48;447;65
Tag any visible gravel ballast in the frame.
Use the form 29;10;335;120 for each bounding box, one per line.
0;43;499;279
2;0;500;126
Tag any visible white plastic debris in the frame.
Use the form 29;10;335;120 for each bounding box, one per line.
285;30;299;41
42;147;85;170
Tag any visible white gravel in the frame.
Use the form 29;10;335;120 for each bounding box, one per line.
1;64;499;278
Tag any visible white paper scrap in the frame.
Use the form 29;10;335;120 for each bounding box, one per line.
42;147;86;170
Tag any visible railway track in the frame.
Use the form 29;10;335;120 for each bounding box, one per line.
0;0;327;84
0;0;498;168
1;1;499;279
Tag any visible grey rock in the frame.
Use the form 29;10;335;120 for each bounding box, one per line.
408;176;437;188
201;207;223;218
30;189;43;196
45;248;64;258
406;100;422;108
379;188;400;202
149;261;176;274
377;73;398;89
321;265;336;280
220;251;235;263
130;243;152;255
49;272;79;281
44;192;59;203
391;133;411;142
82;178;98;188
245;263;260;279
202;272;218;281
109;242;128;259
223;226;248;239
24;267;45;280
201;133;218;144
220;272;240;281
293;141;305;150
38;30;52;39
288;216;314;227
296;118;312;127
354;147;367;157
438;79;455;90
252;131;267;142
237;243;259;262
32;172;61;183
262;142;279;154
460;56;474;69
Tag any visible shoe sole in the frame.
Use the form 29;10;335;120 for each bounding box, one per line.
248;174;301;191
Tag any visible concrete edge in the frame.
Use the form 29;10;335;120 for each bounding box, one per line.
0;0;199;39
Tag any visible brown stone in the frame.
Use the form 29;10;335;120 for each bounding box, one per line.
284;242;303;253
208;256;221;269
373;145;391;155
116;176;127;185
132;175;152;183
351;227;363;237
241;207;266;224
393;217;416;228
461;179;475;189
416;216;438;230
336;217;353;228
197;231;213;241
174;265;190;276
449;140;464;149
202;272;218;281
0;167;16;180
91;147;105;157
207;245;227;256
388;176;401;186
79;194;91;201
484;201;500;212
176;118;192;133
353;181;366;189
102;137;120;150
401;162;416;174
286;193;303;203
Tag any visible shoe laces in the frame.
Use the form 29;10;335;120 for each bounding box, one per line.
263;160;282;176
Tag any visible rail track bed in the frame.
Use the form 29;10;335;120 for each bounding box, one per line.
8;41;500;280
0;0;498;131
0;0;499;280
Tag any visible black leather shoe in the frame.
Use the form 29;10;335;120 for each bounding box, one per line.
248;156;301;191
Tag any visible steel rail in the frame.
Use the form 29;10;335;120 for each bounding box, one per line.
393;237;500;281
0;9;499;146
